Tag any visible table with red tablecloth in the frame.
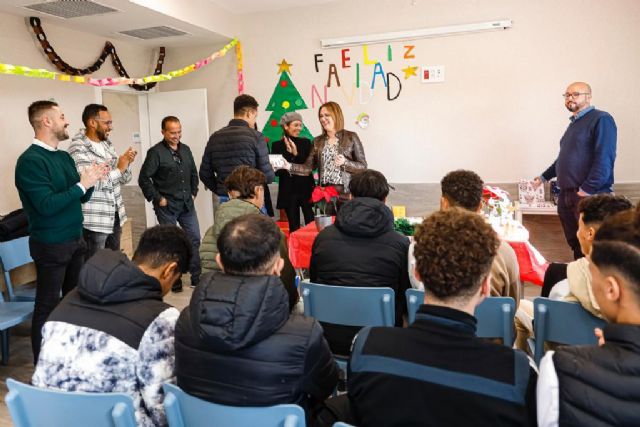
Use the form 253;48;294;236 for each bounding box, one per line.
287;220;549;285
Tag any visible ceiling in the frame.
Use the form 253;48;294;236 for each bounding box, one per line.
205;0;336;15
0;0;231;47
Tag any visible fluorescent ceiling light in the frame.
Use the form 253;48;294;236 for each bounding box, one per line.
321;20;513;49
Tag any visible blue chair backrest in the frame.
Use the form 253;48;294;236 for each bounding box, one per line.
406;288;423;325
405;289;515;346
0;237;34;301
474;297;516;346
5;378;136;427
300;282;395;327
162;383;306;427
533;297;606;364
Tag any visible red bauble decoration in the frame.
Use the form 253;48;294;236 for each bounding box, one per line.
270;119;278;127
280;80;288;88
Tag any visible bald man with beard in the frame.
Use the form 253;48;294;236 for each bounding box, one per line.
534;82;617;259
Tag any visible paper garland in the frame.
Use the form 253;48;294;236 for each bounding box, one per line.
0;39;240;91
236;41;244;94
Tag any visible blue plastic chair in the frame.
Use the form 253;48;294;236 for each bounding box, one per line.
300;282;395;370
0;293;33;364
405;289;516;346
0;236;36;301
162;383;306;427
533;297;606;364
5;378;137;427
406;288;424;325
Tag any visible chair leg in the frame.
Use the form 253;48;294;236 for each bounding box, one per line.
1;329;9;365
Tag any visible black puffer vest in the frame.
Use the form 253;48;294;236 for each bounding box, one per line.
554;324;640;426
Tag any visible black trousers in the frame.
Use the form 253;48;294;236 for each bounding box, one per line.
285;193;315;232
557;189;584;260
29;237;86;364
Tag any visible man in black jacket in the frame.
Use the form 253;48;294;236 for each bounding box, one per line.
537;203;640;426
32;225;191;427
139;116;201;291
199;94;275;202
175;214;338;427
342;209;537;427
310;169;410;355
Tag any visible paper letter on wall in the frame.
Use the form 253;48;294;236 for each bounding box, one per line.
404;45;415;59
327;64;341;87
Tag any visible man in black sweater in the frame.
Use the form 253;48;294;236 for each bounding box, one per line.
199;94;275;203
537;203;640;426
344;209;537;426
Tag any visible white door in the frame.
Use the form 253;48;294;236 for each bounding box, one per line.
143;89;211;237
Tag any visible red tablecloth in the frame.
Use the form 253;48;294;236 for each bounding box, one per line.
288;221;548;285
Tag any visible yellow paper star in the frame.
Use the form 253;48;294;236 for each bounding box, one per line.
277;59;292;74
402;65;418;79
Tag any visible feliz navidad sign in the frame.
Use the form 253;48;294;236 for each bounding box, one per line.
308;43;444;107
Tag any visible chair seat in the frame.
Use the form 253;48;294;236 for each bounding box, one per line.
0;302;33;330
8;281;36;302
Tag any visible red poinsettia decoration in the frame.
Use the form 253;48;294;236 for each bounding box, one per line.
311;185;339;216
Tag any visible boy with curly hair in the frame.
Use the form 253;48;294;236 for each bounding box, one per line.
343;209;537;426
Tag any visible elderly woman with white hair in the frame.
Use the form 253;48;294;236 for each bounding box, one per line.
271;112;315;232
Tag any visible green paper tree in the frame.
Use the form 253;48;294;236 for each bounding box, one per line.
262;70;313;150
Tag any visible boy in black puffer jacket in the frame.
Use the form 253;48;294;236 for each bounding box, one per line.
175;214;338;427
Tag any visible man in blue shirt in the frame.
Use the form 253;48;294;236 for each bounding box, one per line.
535;82;617;259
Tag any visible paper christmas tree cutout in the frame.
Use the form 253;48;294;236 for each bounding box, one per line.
262;67;313;150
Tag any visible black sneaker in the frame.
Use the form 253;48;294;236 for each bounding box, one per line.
172;278;183;293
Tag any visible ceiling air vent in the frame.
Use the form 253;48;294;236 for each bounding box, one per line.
119;26;189;40
24;1;119;19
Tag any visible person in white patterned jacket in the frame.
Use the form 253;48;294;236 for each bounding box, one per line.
32;225;191;427
68;103;137;260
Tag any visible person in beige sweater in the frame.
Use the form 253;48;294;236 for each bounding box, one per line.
515;194;632;351
410;170;521;306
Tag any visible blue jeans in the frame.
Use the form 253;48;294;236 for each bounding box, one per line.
83;213;122;261
154;204;201;285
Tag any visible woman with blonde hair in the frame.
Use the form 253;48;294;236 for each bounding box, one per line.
287;101;367;209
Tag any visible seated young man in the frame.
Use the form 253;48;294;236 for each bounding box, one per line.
515;195;631;350
176;214;338;426
537;204;640;426
549;194;632;315
32;225;191;427
310;169;410;355
346;209;537;427
199;165;298;310
410;170;521;305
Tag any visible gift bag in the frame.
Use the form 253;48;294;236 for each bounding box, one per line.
518;179;545;205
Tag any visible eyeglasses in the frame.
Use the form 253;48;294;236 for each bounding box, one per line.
562;92;590;99
94;119;113;126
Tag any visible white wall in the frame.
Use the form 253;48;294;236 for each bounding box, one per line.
159;43;239;145
0;12;154;212
2;0;639;217
101;91;143;184
232;0;640;184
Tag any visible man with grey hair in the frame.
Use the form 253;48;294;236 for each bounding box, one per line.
271;112;314;231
